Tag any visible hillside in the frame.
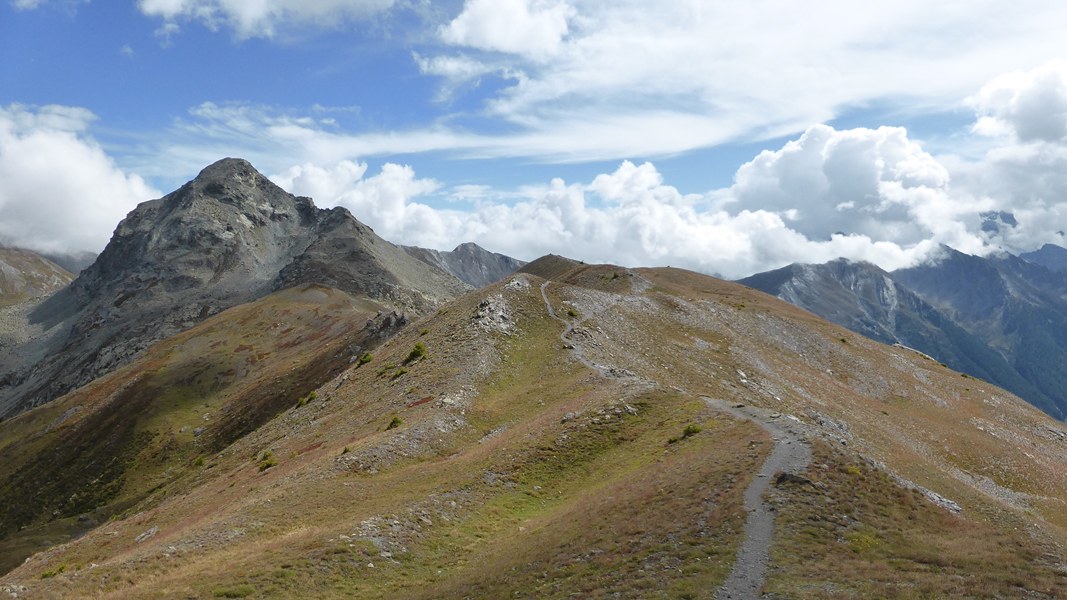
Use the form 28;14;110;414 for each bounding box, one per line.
0;159;468;418
0;284;396;574
1;260;1063;598
0;248;72;307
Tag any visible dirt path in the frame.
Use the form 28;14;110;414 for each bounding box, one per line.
704;397;812;599
539;279;811;598
539;281;611;376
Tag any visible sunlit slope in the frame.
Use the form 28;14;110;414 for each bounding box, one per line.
0;284;390;574
3;262;1065;598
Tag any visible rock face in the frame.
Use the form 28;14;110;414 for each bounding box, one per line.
741;249;1067;420
402;242;525;288
0;158;468;417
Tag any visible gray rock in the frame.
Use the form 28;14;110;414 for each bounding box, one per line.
0;158;469;417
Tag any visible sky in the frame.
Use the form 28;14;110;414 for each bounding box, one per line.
2;1;1067;278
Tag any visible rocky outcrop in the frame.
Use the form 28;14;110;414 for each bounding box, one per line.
0;158;468;417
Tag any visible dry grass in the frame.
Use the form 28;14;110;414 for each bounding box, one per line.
4;263;1067;599
766;441;1067;599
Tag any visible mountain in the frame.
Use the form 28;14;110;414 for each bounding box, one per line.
0;247;72;308
739;258;1064;419
0;248;73;365
0;158;468;417
402;242;525;287
1;259;1064;598
1021;243;1067;273
39;250;98;276
892;246;1067;420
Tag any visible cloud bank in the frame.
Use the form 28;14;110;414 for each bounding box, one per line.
7;63;1067;278
267;126;997;280
0;105;159;255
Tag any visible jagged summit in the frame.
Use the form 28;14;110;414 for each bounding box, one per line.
1;158;468;417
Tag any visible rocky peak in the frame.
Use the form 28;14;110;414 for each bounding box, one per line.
2;158;467;417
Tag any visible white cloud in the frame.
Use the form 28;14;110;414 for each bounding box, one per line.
971;60;1067;143
420;1;1067;160
441;0;575;59
137;0;396;39
0;105;160;255
267;134;990;279
728;124;987;252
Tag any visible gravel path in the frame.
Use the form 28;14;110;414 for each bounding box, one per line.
704;397;812;600
540;281;611;376
540;279;811;598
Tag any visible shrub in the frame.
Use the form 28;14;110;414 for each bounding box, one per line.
391;367;408;380
405;342;427;364
387;416;403;430
668;423;704;444
193;456;205;467
566;308;579;318
258;451;277;472
420;328;429;336
39;564;65;579
357;352;372;366
296;390;316;408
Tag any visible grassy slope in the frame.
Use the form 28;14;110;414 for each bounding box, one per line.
0;284;386;574
2;263;1066;598
0;248;72;307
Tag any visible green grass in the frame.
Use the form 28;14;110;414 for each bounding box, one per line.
213;584;256;598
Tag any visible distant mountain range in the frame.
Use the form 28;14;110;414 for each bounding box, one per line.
740;244;1067;420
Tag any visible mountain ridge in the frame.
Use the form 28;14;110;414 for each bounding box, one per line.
0;158;468;417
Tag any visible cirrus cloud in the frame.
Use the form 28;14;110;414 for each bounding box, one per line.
137;0;397;39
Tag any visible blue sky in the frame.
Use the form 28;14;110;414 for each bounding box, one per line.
3;0;1067;277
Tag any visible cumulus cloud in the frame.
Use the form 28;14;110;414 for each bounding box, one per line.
0;104;159;254
971;60;1067;142
137;0;396;39
728;124;986;255
268;130;992;280
441;0;575;59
